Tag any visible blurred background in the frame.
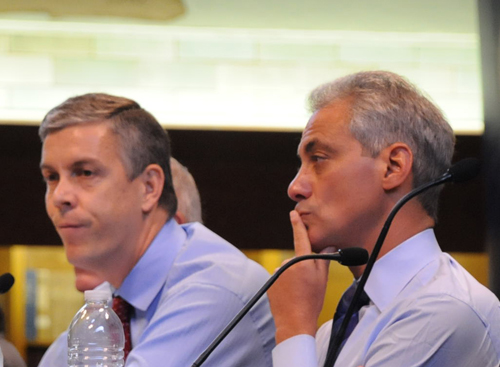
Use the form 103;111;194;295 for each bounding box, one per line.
0;0;498;366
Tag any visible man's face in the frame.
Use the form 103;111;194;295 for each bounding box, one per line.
40;123;144;272
288;100;387;252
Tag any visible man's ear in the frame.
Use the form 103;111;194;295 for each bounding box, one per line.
380;143;413;191
140;164;165;213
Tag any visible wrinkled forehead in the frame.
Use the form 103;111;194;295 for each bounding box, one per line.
298;106;353;153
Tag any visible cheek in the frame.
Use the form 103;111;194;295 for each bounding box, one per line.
100;186;142;223
321;171;379;217
45;195;55;218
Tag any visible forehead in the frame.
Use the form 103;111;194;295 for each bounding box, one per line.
41;123;121;165
298;100;354;153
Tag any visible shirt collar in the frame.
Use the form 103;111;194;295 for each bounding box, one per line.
364;228;442;312
114;218;186;312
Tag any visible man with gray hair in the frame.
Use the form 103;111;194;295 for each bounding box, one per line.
268;70;500;367
170;157;203;224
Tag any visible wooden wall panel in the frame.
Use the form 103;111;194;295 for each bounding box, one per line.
0;125;484;252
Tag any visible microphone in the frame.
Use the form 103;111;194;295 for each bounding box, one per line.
191;247;368;367
0;273;15;294
323;158;481;367
447;157;481;183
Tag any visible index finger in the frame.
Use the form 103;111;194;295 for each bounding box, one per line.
289;210;312;256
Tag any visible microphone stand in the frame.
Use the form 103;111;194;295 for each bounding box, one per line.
192;250;368;367
322;172;453;366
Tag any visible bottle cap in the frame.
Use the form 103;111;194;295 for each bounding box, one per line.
84;289;112;302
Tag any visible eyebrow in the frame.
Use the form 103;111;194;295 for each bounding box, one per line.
299;138;333;156
296;139;316;157
40;159;98;171
304;140;318;154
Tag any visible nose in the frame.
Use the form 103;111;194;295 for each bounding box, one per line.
48;177;77;212
287;168;312;202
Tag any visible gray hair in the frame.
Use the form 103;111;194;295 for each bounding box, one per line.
39;93;177;216
308;70;455;221
170;158;203;223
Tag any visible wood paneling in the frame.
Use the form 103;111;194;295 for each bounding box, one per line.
0;125;485;252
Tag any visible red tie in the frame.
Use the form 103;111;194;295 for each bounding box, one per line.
112;296;134;361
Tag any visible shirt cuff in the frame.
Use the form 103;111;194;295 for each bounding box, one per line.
272;334;317;367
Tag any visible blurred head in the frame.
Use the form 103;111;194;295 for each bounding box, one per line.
170;158;203;224
307;71;455;221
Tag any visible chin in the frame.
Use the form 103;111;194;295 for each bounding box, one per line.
309;238;331;254
65;248;92;269
309;232;341;253
75;277;102;292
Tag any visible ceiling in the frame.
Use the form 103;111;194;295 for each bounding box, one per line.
168;0;477;34
1;0;478;35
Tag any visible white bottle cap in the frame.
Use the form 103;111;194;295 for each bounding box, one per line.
84;289;112;302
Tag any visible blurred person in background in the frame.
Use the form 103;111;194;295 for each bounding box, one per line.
170;157;203;225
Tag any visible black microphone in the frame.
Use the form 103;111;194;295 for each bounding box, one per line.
447;158;481;183
191;247;368;367
323;158;481;367
0;273;15;294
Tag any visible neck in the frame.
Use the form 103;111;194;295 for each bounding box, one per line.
349;200;434;278
102;209;170;289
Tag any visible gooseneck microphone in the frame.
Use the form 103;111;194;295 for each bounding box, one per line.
0;273;15;294
191;247;368;367
323;158;481;367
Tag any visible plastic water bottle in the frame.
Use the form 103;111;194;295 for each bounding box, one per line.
68;290;125;367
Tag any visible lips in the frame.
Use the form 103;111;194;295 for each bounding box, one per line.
56;225;88;238
55;220;91;233
57;222;84;229
293;211;311;231
295;208;311;218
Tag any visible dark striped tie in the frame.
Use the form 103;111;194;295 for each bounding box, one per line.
112;296;134;361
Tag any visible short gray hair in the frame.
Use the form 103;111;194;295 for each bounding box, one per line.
308;70;455;221
170;158;203;223
39;93;177;216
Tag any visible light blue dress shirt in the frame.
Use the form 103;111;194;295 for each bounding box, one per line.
273;229;500;367
39;219;275;367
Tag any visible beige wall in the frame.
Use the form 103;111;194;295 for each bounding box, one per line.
0;21;483;133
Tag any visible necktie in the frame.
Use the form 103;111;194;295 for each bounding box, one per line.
326;282;370;365
112;296;134;361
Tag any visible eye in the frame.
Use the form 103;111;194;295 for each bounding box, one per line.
74;168;94;178
311;155;325;162
42;172;59;183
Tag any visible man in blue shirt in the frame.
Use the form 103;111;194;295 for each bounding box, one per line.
268;70;500;367
71;156;204;293
37;93;275;366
